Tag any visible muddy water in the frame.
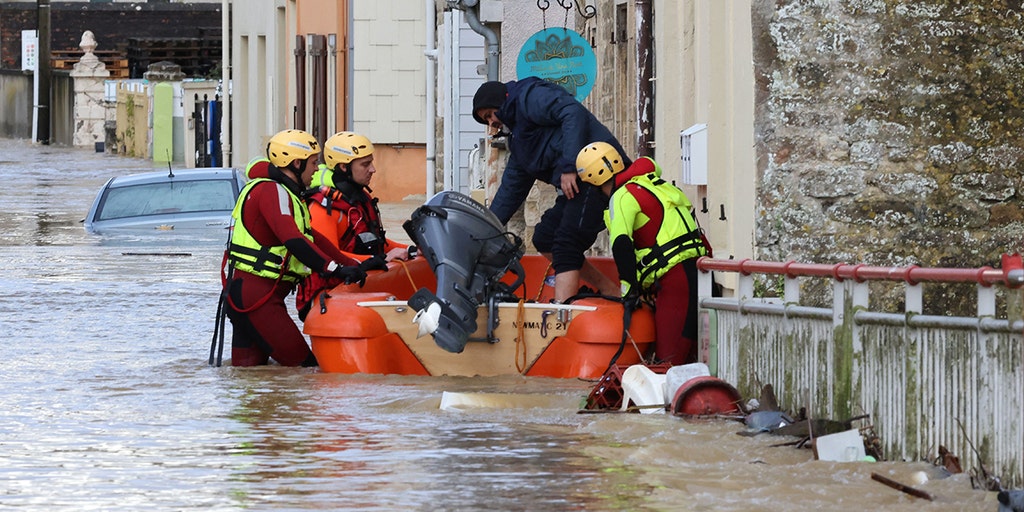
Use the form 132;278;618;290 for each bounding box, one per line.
0;139;994;511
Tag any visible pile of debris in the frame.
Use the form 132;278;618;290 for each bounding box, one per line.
579;363;1021;503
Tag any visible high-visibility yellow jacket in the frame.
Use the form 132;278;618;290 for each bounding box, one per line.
605;157;707;295
227;178;314;283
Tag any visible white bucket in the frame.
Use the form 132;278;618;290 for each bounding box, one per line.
665;362;711;402
814;428;867;462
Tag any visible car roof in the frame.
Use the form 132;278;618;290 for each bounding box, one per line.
107;167;243;188
83;167;248;233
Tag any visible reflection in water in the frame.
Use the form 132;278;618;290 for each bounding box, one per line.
0;140;994;511
218;372;654;510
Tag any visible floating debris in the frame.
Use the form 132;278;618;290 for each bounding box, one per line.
871;472;933;501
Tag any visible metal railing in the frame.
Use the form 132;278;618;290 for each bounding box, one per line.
696;255;1024;487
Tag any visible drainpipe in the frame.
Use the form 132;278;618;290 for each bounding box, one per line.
451;0;498;81
347;5;354;129
636;0;653;158
425;0;438;196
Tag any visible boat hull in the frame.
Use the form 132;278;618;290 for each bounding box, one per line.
304;255;655;378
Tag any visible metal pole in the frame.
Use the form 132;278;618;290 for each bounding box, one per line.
36;0;51;145
294;35;306;130
316;35;327;144
636;0;654;157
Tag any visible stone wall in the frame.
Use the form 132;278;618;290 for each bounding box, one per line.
753;1;1024;312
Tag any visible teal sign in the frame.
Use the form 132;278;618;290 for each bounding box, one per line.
516;28;596;102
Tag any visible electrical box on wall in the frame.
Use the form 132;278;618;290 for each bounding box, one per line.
479;0;503;23
681;123;708;185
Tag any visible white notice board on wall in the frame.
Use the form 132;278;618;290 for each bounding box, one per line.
22;30;38;71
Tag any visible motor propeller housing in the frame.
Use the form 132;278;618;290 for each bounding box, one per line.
403;191;524;353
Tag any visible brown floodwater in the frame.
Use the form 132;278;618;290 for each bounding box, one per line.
0;139;995;510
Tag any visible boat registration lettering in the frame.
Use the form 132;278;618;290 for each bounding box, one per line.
512;320;566;331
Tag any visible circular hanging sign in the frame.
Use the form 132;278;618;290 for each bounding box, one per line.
516;28;597;102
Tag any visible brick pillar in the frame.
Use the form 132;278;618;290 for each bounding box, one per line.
69;30;110;149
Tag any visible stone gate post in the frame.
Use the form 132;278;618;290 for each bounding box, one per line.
69;30;110;149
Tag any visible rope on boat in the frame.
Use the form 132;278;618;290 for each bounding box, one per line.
532;263;554;302
626;328;646;361
515;299;527;373
601;300;635;375
394;258;419;294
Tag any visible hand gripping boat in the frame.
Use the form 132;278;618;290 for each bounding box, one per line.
303;191;654;378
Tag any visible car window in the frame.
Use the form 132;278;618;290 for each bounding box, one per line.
97;179;237;221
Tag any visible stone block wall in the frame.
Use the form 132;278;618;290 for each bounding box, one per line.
753;1;1024;312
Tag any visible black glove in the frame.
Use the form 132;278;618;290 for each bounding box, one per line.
358;255;388;272
332;265;367;287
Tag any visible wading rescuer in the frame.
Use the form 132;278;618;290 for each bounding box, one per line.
295;131;418;320
221;129;367;366
576;142;710;365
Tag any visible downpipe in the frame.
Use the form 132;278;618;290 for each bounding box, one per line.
448;0;499;81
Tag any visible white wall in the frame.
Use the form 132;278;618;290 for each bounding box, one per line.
438;10;486;193
653;0;756;277
352;1;426;144
230;0;287;166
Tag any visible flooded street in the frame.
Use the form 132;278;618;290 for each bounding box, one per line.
0;138;995;510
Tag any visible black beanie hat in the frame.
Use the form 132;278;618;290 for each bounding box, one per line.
472;81;507;124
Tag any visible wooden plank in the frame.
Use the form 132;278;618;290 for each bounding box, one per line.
51;50;125;59
50;56;129;71
870;473;933;501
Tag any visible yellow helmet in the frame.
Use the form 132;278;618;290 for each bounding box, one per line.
323;131;375;170
266;129;320;168
576;142;625;186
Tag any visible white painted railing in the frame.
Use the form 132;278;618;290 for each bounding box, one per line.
696;256;1024;487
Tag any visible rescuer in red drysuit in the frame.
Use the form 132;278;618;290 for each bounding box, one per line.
576;142;710;364
223;130;365;367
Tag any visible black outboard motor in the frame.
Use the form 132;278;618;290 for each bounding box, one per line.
402;191;525;353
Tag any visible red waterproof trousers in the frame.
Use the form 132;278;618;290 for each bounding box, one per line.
225;271;317;367
650;258;699;365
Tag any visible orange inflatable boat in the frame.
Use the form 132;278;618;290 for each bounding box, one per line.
304;192;654;378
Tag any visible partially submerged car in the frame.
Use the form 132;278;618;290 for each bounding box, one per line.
84;167;246;233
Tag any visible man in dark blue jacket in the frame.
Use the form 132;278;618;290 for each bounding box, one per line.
473;77;630;302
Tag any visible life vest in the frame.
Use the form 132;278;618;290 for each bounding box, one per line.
310;164;336;189
607;159;707;289
306;175;387;256
227;178;314;283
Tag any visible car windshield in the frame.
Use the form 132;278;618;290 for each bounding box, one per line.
97;179;237;221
